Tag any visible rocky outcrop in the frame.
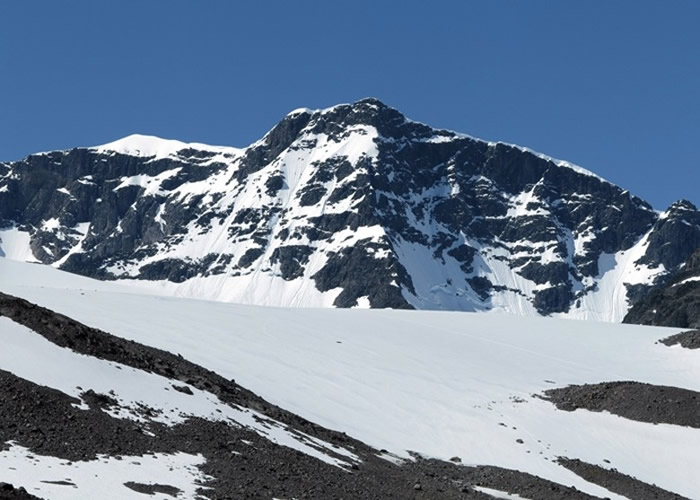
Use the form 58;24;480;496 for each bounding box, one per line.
623;248;700;328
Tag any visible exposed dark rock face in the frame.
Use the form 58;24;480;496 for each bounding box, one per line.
624;248;700;328
312;239;414;308
0;483;43;500
123;482;182;496
637;201;700;270
543;381;700;428
270;245;313;280
1;98;697;317
0;293;610;499
659;329;700;349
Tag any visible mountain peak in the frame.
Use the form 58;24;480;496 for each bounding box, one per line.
2;100;698;324
91;133;240;160
282;98;392;120
353;96;391;108
666;199;697;212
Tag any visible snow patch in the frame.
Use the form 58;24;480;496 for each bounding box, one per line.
676;276;700;286
473;486;531;499
561;229;666;322
92;134;240;161
0;227;39;262
0;443;208;500
41;217;61;231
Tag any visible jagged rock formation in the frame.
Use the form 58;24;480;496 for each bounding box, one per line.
624;248;700;328
1;98;698;320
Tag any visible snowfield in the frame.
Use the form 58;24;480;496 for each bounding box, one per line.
1;258;699;498
0;443;209;500
0;316;358;467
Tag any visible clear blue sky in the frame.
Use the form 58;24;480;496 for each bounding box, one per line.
1;1;698;209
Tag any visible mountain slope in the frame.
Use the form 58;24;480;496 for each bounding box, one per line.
1;98;698;321
1;258;699;499
4;291;590;500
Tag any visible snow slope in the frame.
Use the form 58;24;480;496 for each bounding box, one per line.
91;133;242;162
0;444;208;500
0;222;674;322
2;258;699;498
0;313;360;498
556;228;668;322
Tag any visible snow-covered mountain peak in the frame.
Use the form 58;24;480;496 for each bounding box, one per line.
92;133;242;161
1;99;698;323
664;199;698;215
286;107;315;116
280;97;397;123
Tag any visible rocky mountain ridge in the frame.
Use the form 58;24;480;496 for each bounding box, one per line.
1;98;698;321
623;247;700;328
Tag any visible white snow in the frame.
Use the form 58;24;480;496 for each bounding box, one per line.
473;486;530;499
287;107;313;116
91;134;241;162
41;217;61;231
0;443;208;500
76;175;95;185
113;169;182;196
353;296;371;308
0;226;39;262
1;258;698;498
52;222;91;267
505;187;551;218
562;229;667;322
0;314;357;468
676;276;700;286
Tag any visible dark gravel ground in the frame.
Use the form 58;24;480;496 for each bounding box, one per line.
660;329;700;349
558;458;688;500
0;292;687;499
543;381;700;429
0;483;43;500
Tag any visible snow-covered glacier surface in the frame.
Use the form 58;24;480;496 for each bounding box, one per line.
2;257;699;498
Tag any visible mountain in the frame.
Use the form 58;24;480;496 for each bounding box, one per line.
1;257;698;499
623;247;700;328
1;98;698;321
